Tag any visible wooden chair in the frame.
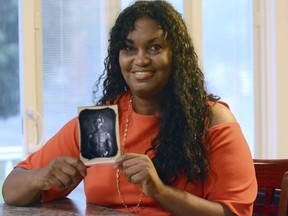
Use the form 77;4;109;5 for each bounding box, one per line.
253;159;288;216
279;171;288;216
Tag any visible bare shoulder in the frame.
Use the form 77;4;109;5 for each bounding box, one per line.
208;102;237;128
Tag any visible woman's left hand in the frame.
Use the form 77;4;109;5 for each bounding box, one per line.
114;153;164;198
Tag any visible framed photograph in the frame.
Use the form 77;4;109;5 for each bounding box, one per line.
77;105;120;166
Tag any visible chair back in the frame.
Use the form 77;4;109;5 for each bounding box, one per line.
253;159;288;216
279;171;288;216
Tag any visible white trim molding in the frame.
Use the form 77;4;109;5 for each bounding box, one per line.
19;0;44;156
274;0;288;158
254;0;288;158
183;0;203;67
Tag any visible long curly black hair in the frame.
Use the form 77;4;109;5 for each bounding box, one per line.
94;0;219;185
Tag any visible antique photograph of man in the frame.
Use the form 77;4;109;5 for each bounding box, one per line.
78;105;120;165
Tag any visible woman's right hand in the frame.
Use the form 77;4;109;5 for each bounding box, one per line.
2;156;86;206
35;156;87;190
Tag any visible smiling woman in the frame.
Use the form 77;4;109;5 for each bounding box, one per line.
2;1;257;216
1;1;287;214
119;17;172;107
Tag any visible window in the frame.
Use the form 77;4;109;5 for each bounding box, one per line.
0;0;21;203
41;1;110;141
202;0;254;154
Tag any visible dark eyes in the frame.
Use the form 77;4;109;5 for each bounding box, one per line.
150;44;161;51
122;44;162;53
123;45;136;52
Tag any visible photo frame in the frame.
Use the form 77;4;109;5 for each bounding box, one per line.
77;105;120;166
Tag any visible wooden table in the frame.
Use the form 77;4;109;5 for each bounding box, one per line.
0;198;133;216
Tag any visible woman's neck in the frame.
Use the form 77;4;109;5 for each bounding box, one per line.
131;95;161;116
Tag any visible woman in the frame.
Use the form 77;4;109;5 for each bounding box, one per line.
2;1;257;215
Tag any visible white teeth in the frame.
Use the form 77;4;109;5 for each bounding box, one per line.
135;71;150;74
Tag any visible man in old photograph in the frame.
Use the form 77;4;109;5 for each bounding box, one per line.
88;114;112;157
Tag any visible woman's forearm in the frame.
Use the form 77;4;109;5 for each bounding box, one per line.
2;157;86;206
2;168;43;206
151;185;234;216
